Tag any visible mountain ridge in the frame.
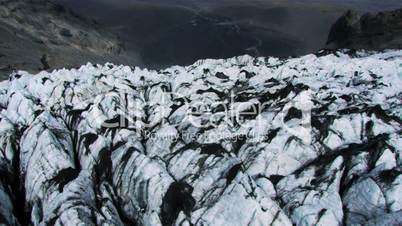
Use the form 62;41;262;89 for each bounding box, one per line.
0;0;130;80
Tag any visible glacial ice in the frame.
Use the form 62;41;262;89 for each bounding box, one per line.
0;50;401;225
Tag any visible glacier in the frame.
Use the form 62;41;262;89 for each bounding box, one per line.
0;50;401;225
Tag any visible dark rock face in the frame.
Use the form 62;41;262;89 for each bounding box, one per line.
327;9;402;50
0;0;129;80
0;51;401;225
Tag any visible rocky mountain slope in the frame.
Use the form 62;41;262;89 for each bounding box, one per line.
327;8;402;50
0;50;401;225
0;0;129;80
